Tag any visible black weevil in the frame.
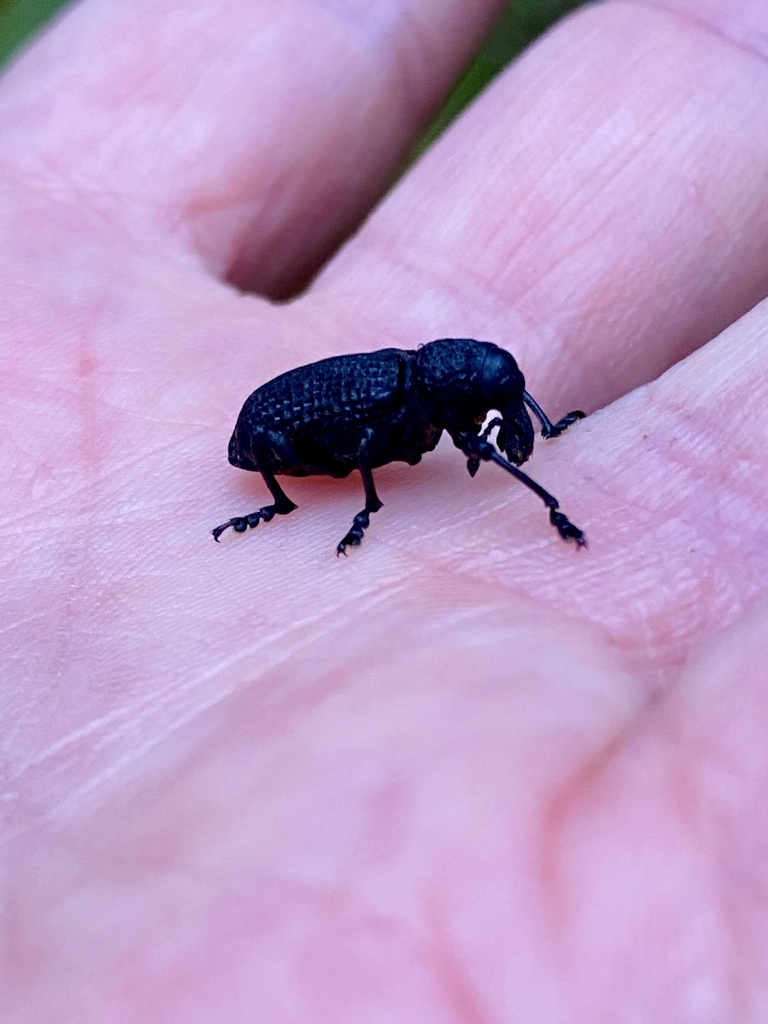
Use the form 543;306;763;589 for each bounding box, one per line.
212;338;586;554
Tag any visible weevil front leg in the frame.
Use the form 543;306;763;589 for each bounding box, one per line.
212;455;297;542
337;432;384;556
456;432;586;547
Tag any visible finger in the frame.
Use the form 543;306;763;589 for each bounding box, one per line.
0;0;509;297
313;0;768;409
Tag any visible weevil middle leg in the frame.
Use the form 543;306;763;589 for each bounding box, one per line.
337;432;384;556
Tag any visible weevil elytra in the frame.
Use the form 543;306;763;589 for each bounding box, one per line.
212;338;585;554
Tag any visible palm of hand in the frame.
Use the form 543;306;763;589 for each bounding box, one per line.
4;0;768;1019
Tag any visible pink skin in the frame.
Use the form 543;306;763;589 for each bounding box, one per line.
3;0;768;1018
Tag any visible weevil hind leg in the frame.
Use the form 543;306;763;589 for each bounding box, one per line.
211;496;297;542
212;458;297;542
337;434;384;556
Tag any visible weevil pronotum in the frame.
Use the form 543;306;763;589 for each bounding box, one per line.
213;338;585;554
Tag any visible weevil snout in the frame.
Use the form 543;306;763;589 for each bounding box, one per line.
498;405;535;466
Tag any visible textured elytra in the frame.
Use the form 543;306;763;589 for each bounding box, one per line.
241;349;410;434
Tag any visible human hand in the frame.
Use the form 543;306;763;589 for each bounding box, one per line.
4;0;768;1019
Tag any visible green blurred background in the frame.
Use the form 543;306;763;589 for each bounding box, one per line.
0;0;73;65
0;0;587;135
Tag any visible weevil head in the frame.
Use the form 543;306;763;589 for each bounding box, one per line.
414;339;534;465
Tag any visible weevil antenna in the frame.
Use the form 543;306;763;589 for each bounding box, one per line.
523;391;555;434
523;391;585;439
